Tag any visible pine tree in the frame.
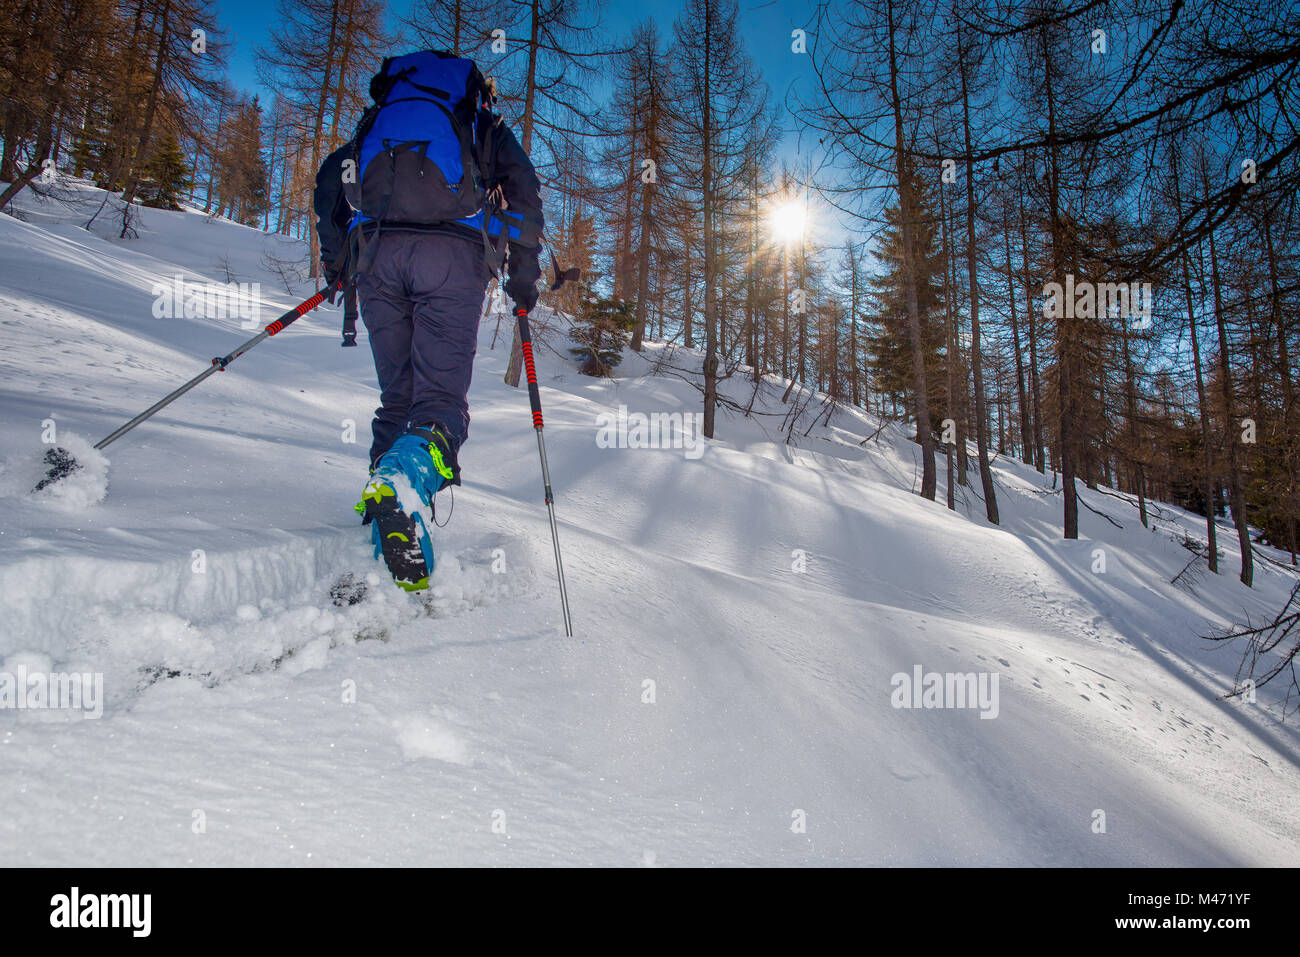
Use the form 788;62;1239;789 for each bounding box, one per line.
140;132;189;209
867;160;948;423
212;95;269;225
570;295;636;377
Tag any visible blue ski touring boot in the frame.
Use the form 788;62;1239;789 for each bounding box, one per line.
356;425;458;592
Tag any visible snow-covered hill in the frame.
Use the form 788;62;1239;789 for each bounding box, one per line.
2;183;1297;866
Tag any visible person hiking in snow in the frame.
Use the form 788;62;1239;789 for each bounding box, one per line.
315;51;544;591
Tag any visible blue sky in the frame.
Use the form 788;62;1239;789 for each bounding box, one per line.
216;0;821;150
213;0;841;247
218;0;816;127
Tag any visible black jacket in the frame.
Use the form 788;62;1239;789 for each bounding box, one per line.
314;144;353;279
314;114;544;310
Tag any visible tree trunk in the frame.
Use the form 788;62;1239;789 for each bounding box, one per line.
1003;224;1031;464
1208;225;1253;587
939;179;959;497
1120;316;1147;527
941;174;969;481
506;0;544;388
327;0;356;150
629;151;654;351
1017;188;1045;473
744;168;757;377
305;0;342;279
204;93;228;213
700;0;718;439
617;127;636;301
0;124;54;211
887;0;935;500
959;42;997;523
1264;213;1297;564
781;242;790;384
848;242;861;408
1041;33;1077;538
119;0;172;221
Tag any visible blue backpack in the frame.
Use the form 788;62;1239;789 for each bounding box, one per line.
343;51;530;272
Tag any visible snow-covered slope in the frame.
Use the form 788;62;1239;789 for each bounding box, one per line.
2;184;1297;866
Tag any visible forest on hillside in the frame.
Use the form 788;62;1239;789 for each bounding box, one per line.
2;0;1298;585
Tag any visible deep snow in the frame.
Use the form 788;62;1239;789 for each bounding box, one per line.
1;182;1298;866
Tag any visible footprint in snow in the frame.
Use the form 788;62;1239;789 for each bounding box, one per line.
888;763;931;781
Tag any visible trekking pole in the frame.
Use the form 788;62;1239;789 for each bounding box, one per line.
35;282;342;491
514;305;574;636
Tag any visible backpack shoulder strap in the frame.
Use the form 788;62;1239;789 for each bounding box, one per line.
472;108;508;276
475;107;499;179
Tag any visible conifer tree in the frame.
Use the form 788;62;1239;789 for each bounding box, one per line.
141;133;189;209
570;295;636;377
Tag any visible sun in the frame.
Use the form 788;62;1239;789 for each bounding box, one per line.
770;199;808;244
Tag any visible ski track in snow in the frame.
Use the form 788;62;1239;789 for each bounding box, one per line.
2;184;1299;866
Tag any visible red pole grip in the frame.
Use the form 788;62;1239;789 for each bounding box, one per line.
265;282;340;336
515;306;544;429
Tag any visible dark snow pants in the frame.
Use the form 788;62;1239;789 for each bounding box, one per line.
357;231;490;469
